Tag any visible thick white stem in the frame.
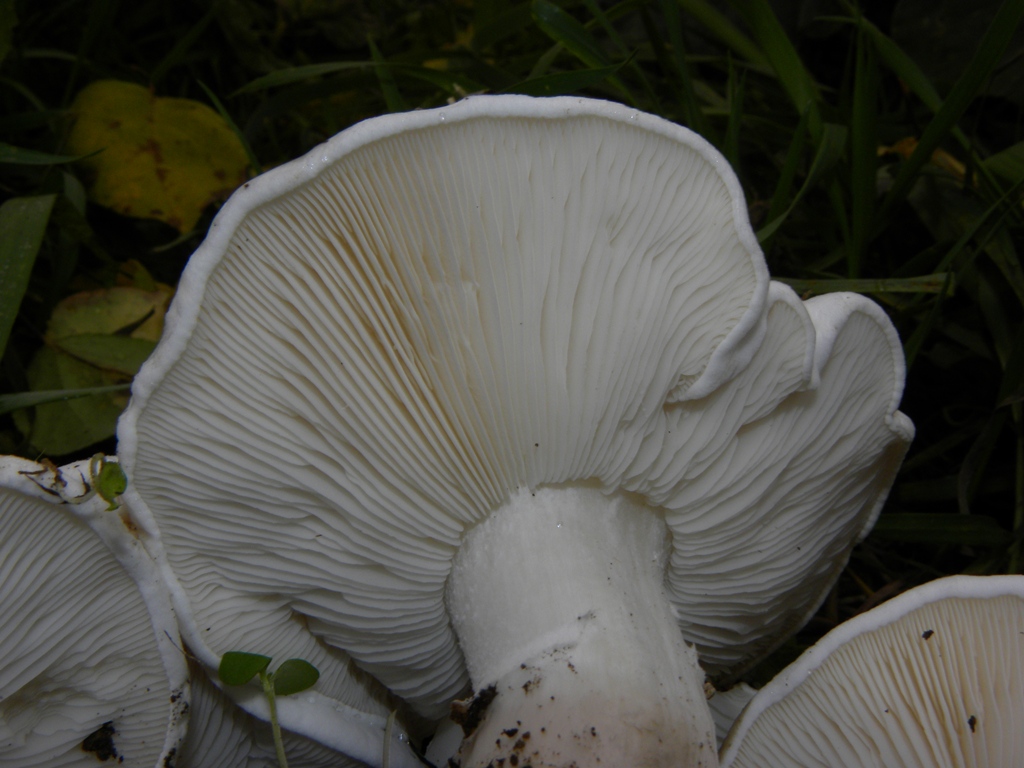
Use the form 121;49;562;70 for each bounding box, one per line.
447;486;718;768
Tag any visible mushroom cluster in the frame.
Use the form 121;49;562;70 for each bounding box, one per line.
1;95;928;767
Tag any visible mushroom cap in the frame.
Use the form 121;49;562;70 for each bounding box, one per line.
635;286;913;681
118;95;911;721
719;574;1024;767
0;457;188;767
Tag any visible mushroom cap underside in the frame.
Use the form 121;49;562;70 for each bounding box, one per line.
0;458;186;768
720;575;1024;768
118;95;912;719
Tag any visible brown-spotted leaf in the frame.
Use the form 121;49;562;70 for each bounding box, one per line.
66;80;249;232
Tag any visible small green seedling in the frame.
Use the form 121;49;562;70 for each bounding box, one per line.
90;454;127;510
218;651;319;768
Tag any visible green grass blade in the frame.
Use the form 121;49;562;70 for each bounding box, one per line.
0;194;56;358
234;62;373;95
531;0;635;102
0;385;132;416
902;181;1024;367
0;0;15;67
197;81;261;176
985;140;1024;183
532;0;608;70
675;0;771;73
149;5;217;86
503;63;627;97
848;27;879;277
582;0;629;57
762;106;812;233
368;38;408;113
958;410;1006;515
852;16;968;149
655;0;711;137
727;0;822;138
0;143;82;165
757;123;847;242
880;0;1024;220
723;56;744;171
778;274;955;297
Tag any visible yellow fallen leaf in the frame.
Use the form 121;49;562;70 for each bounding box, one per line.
66;80;250;232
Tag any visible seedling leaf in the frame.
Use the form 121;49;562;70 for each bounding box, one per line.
272;658;319;696
219;651;272;685
93;457;127;510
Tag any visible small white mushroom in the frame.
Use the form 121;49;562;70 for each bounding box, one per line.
116;96;913;766
0;456;188;768
719;575;1024;767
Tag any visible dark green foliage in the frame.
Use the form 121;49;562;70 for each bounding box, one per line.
217;651;272;686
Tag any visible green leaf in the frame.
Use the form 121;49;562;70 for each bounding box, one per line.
272;658;320;696
54;334;156;376
93;456;127;510
17;348;128;455
46;285;171;340
219;651;272;686
0;384;131;416
0;194;57;358
0;143;83;165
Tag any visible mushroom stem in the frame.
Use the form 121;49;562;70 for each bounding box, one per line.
447;486;718;767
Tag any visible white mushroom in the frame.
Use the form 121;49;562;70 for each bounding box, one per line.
0;456;188;767
116;95;912;766
719;574;1024;767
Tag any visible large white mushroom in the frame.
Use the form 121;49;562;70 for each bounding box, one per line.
117;95;913;767
719;574;1024;767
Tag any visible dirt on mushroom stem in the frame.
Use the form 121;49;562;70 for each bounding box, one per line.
446;485;718;768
